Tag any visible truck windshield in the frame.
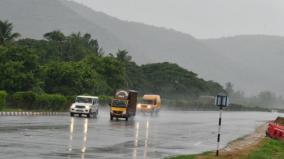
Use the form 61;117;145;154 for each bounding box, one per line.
76;97;92;104
142;100;154;105
112;99;128;107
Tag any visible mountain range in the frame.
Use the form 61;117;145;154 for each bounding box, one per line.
1;0;284;96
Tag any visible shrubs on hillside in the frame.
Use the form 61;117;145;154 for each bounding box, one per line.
0;91;7;110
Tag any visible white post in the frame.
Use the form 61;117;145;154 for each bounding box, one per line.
216;106;223;156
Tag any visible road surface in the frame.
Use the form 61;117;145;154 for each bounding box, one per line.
0;110;282;159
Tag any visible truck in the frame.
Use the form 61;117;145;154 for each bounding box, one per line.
137;95;161;115
70;95;99;118
110;90;138;121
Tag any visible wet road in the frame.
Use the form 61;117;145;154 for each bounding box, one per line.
0;110;282;159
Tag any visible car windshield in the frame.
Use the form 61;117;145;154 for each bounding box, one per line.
112;99;128;107
142;99;154;104
76;97;93;104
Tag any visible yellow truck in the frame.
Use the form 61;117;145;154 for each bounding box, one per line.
137;95;161;115
110;90;138;121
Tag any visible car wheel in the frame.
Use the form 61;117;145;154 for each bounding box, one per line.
70;112;74;117
110;115;113;120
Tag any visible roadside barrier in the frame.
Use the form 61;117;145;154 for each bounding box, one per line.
0;112;69;116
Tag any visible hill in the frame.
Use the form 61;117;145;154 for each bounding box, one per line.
0;0;237;83
1;0;284;96
203;35;284;95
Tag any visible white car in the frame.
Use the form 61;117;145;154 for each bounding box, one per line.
70;96;99;118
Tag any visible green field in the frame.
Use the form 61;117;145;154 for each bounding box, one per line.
168;138;284;159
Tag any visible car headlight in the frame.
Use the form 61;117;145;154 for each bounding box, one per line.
123;111;127;114
137;104;141;108
70;104;75;108
147;105;151;109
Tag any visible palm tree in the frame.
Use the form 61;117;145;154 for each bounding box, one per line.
43;30;65;42
0;20;21;45
116;49;132;63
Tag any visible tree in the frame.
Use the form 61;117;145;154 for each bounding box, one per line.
42;61;110;95
0;46;39;92
141;62;224;98
116;49;132;63
0;20;21;45
43;30;65;42
84;55;125;94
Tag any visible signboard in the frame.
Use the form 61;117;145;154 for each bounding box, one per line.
115;90;129;99
215;95;229;107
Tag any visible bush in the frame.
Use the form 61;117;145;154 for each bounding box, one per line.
7;92;68;111
10;91;36;110
0;91;7;110
35;94;67;111
99;95;112;106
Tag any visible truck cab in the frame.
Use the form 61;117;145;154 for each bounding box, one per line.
70;96;99;118
110;90;137;121
137;95;161;115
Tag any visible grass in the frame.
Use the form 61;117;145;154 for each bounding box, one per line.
245;138;284;159
1;107;24;112
168;138;284;159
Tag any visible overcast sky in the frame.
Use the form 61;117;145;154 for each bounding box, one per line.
72;0;284;39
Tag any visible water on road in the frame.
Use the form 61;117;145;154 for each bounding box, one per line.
0;110;282;159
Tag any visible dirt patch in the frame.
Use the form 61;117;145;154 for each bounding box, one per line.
222;123;267;154
194;123;268;159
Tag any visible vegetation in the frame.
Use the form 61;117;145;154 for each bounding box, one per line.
0;20;21;45
0;20;226;111
0;90;7;110
168;138;284;159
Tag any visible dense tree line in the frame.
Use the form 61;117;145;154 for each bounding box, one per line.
0;20;225;110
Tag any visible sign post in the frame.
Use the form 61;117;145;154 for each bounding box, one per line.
215;95;229;156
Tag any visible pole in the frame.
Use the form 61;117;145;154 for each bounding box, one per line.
216;106;223;156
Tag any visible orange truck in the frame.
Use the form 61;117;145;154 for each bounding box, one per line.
137;95;161;115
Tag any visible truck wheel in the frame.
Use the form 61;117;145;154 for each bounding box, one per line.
110;115;113;120
70;112;74;117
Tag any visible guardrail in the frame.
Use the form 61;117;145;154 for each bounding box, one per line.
0;112;69;116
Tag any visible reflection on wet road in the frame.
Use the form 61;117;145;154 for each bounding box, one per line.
0;111;282;159
68;118;89;159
